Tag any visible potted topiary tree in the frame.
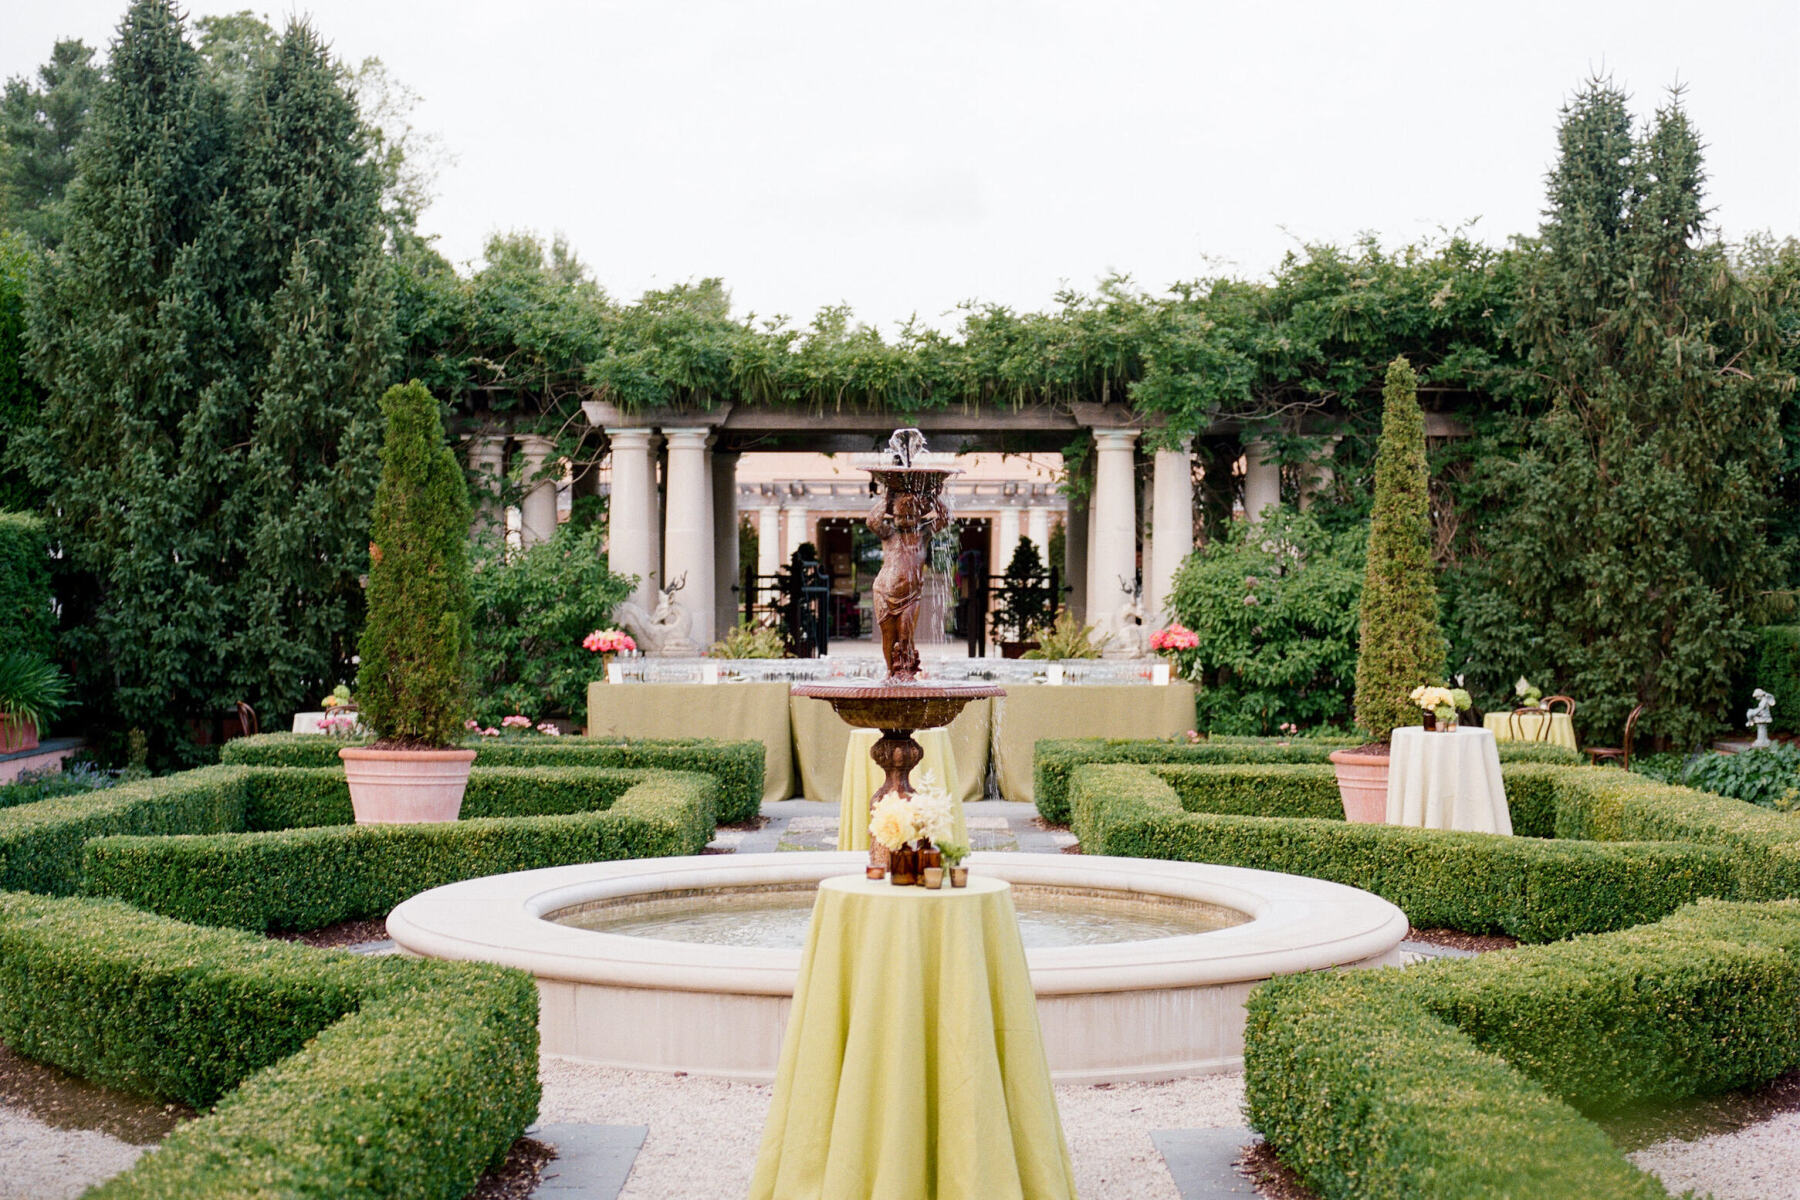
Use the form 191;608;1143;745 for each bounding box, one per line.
1330;357;1445;822
340;381;477;823
991;536;1053;657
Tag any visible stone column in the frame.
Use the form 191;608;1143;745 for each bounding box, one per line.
1148;441;1193;622
997;506;1022;570
515;434;559;548
1298;435;1343;512
1242;439;1281;522
785;507;809;561
1027;506;1052;556
712;451;740;639
1065;502;1088;622
1087;428;1140;633
467;435;508;542
605;428;656;609
757;505;782;606
662;428;715;649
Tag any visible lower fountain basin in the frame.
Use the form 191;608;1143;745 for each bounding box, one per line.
388;852;1407;1084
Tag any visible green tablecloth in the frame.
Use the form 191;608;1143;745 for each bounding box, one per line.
749;875;1076;1200
585;681;792;806
994;683;1197;805
837;728;968;852
791;696;991;807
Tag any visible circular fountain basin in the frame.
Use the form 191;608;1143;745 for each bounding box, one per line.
387;852;1407;1084
789;680;1005;729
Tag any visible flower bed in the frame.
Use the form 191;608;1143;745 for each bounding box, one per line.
222;731;765;823
1245;899;1800;1199
0;891;536;1199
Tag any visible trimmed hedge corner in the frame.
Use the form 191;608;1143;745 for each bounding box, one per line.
1068;764;1740;942
0;892;538;1199
83;770;717;931
1245;899;1800;1199
1034;736;1581;824
223;733;765;823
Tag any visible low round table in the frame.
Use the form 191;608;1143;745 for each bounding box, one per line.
1386;726;1513;835
837;728;968;852
1481;709;1577;752
748;875;1077;1200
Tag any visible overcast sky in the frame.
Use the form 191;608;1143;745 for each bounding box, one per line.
8;1;1798;329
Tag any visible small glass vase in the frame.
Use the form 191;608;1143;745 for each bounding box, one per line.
949;866;969;887
888;849;919;886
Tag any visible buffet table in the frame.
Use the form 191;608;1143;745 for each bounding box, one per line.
1385;726;1512;834
993;683;1197;804
586;681;795;806
748;875;1077;1200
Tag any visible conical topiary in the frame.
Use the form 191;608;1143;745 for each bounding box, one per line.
355;381;472;746
1353;356;1444;743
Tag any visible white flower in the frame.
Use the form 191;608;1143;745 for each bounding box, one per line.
1515;676;1532;698
869;793;922;851
911;775;957;845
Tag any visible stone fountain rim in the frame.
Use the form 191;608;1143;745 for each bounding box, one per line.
386;851;1409;997
789;681;1006;701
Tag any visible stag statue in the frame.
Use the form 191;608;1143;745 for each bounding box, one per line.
1096;575;1150;660
616;573;700;657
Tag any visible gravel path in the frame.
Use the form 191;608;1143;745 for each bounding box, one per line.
1631;1111;1800;1199
539;1054;1245;1199
0;1109;145;1200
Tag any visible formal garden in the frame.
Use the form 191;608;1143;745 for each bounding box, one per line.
1;2;1800;1198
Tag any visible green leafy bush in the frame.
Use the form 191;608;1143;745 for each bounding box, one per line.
1244;900;1800;1198
0;513;51;658
0;650;72;731
709;620;787;659
1021;610;1101;659
223;732;765;823
1070;764;1735;942
357;381;473;746
83;770;716;930
470;523;633;724
0;892;536;1199
1353;356;1445;743
1660;745;1800;812
1167;510;1363;735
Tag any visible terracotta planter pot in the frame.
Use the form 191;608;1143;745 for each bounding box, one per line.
1000;642;1040;660
1328;748;1390;824
339;746;477;824
0;716;38;754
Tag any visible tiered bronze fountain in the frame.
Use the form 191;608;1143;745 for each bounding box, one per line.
792;430;1004;876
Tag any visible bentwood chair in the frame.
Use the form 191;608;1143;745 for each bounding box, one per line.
1584;703;1645;770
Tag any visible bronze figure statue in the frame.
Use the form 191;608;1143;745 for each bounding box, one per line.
869;488;947;680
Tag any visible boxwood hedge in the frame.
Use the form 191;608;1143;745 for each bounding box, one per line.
83;769;717;931
0;892;538;1199
223;732;765;823
1069;763;1742;941
1034;736;1582;824
1245;899;1800;1199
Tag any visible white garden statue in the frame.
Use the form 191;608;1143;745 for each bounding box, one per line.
616;573;700;658
1747;688;1776;749
1096;576;1150;660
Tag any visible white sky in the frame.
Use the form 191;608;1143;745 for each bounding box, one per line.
7;0;1798;330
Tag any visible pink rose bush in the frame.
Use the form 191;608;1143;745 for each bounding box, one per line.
1149;624;1198;653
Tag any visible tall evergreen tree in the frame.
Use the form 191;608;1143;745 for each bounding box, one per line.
0;38;102;246
1480;80;1787;746
22;2;393;761
1353;356;1443;742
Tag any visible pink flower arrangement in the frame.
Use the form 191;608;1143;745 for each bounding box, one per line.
535;722;563;736
501;715;532;729
583;628;636;654
1149;623;1198;653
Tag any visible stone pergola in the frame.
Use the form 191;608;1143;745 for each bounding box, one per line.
559;399;1297;650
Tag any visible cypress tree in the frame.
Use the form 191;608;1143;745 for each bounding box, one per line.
1483;80;1786;746
22;2;394;760
1353;355;1444;742
357;381;471;747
